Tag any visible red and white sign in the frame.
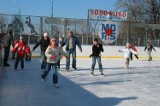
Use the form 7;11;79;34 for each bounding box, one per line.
89;9;128;21
99;21;119;44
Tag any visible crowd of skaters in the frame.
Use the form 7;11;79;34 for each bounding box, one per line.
0;30;157;88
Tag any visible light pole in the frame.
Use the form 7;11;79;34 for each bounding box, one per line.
51;0;54;18
13;0;21;37
50;0;54;36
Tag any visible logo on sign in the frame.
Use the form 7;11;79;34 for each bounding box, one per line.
99;21;119;44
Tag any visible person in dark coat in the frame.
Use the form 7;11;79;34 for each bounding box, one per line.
144;42;156;61
90;38;104;76
32;32;50;70
2;30;13;66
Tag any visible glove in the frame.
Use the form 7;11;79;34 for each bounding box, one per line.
51;55;57;59
89;54;93;58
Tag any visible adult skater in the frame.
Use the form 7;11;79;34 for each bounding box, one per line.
2;30;13;66
129;43;139;60
32;32;50;70
144;42;156;61
61;31;82;71
41;38;68;87
90;38;104;76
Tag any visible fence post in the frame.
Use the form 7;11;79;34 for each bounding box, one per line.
138;38;140;46
82;36;84;45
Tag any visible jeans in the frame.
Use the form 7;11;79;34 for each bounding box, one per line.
14;55;24;70
3;46;10;64
91;56;103;71
66;49;76;70
41;63;58;84
41;51;47;70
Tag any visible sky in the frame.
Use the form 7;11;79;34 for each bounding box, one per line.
0;0;117;19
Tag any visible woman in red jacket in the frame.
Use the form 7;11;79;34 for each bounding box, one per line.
129;43;139;60
12;37;30;70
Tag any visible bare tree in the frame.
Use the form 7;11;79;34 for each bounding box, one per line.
116;0;160;39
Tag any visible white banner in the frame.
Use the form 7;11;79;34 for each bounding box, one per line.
99;21;119;44
89;9;128;21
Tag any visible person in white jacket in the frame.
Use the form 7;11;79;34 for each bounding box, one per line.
41;38;68;88
119;43;138;69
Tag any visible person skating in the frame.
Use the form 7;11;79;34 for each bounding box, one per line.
61;31;82;71
32;32;50;70
129;43;139;60
90;38;104;76
119;43;138;69
2;30;13;66
12;37;30;70
41;38;68;87
144;42;156;61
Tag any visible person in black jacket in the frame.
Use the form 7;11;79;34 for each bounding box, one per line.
32;32;50;70
2;30;13;66
90;38;104;76
144;42;156;61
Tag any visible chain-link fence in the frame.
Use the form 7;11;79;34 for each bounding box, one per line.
0;14;160;46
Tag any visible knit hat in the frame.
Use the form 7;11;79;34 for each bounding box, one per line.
20;36;23;40
50;38;57;43
43;32;48;37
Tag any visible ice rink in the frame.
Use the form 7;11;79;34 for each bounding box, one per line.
0;58;160;106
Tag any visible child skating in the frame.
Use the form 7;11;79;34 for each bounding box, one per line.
90;38;104;76
119;43;138;69
12;37;30;70
41;38;68;88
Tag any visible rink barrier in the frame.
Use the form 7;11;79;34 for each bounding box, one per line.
31;55;160;59
29;45;160;59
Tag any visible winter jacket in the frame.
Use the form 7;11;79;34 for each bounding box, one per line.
45;46;68;64
130;45;137;52
119;48;138;58
33;37;50;52
2;34;13;48
91;44;104;57
61;35;82;51
144;44;155;51
12;41;30;58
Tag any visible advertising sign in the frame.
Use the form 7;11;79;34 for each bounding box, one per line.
99;21;119;44
89;9;127;21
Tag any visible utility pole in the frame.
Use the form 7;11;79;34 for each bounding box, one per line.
51;0;54;36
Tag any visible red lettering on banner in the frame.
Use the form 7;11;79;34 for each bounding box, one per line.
91;10;94;15
99;10;103;15
94;10;98;15
104;11;108;16
90;9;127;19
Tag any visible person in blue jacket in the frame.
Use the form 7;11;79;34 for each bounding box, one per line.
61;31;82;71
